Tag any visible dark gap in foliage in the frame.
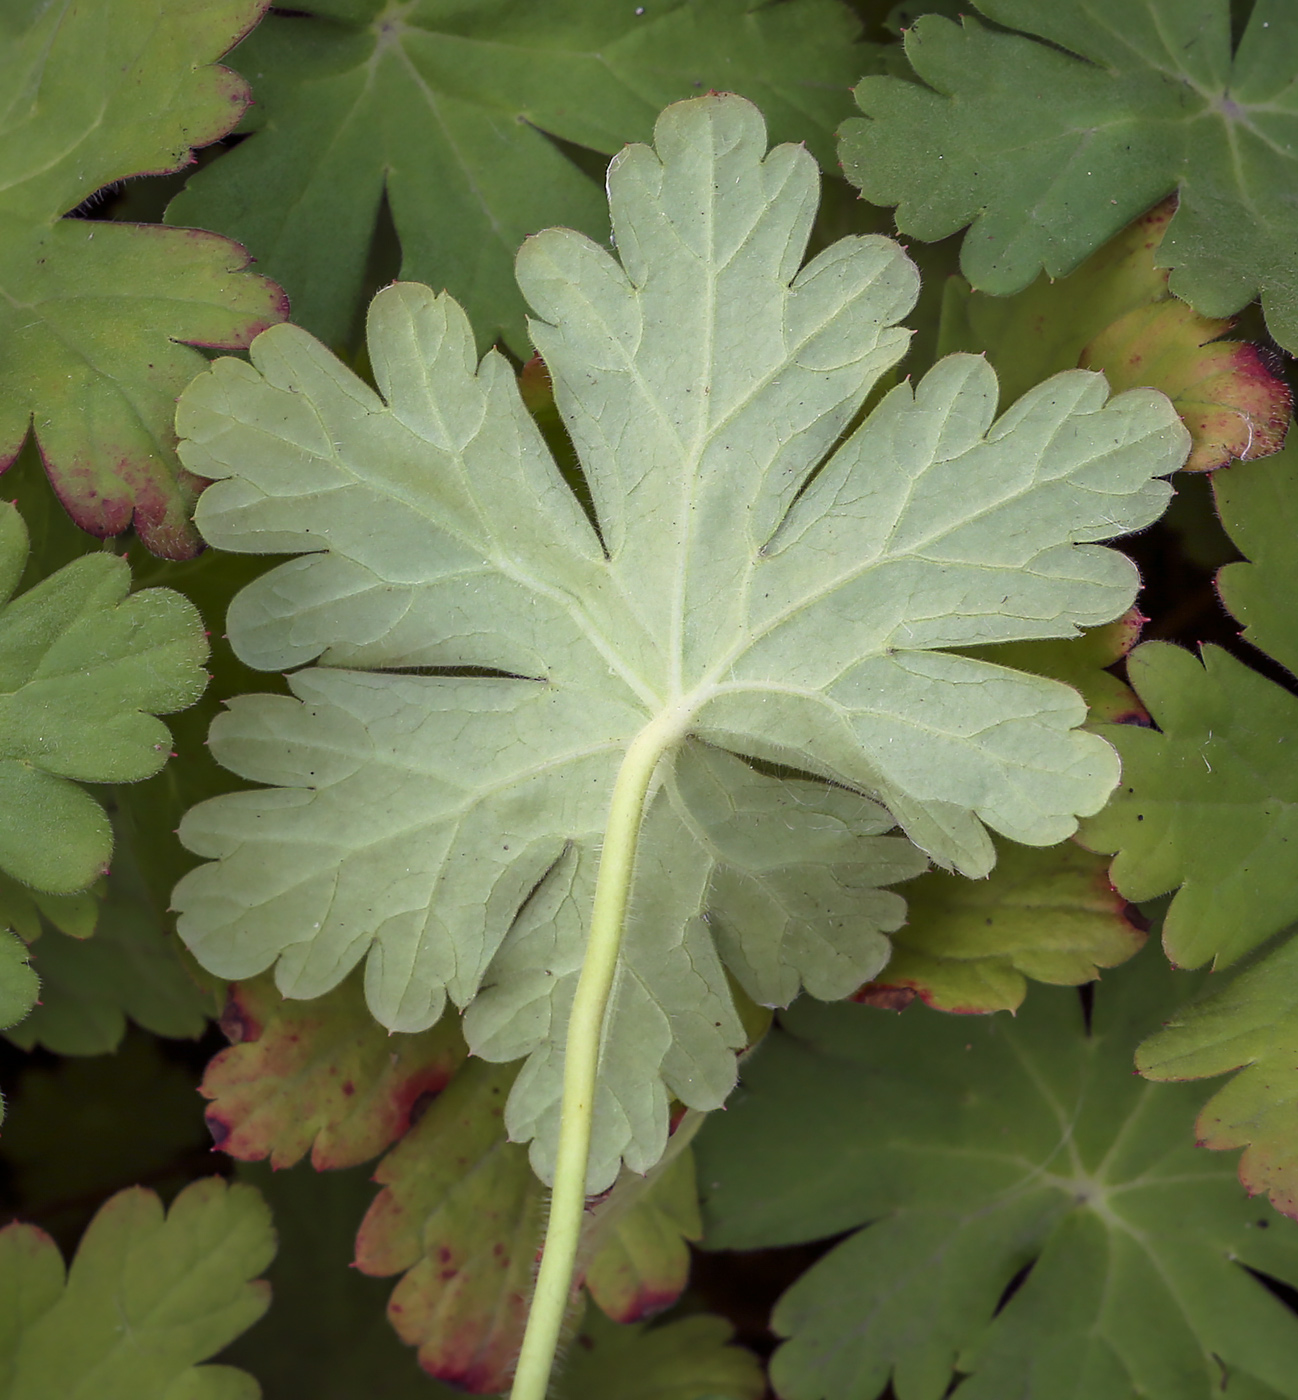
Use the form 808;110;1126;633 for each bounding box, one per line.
1231;0;1258;49
531;126;613;189
1122;503;1298;702
364;664;546;681
1077;981;1095;1034
518;355;607;555
1245;1263;1298;1316
688;1235;851;1360
992;1256;1037;1316
346;192;403;370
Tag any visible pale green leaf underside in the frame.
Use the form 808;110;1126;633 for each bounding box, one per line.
175;96;1185;1189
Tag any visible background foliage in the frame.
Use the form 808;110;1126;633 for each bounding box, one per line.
3;2;1298;1398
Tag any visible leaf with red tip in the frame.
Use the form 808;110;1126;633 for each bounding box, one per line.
1137;932;1298;1220
0;0;287;559
202;970;466;1170
583;1134;702;1324
940;198;1291;473
857;838;1145;1014
356;1057;545;1394
1082;300;1290;472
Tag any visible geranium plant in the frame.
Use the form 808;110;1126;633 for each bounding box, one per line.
2;4;1297;1399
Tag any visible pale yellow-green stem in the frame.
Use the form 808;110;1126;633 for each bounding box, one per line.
509;709;689;1400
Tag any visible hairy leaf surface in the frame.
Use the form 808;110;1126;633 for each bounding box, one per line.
842;1;1298;353
698;949;1298;1400
202;970;465;1169
0;1179;273;1400
169;0;866;353
0;0;287;557
0;929;37;1038
174;95;1184;1190
0;503;208;895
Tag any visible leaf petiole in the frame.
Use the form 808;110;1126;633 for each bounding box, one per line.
510;707;693;1400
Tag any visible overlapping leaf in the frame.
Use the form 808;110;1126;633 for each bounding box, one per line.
4;829;210;1057
169;0;867;353
1084;431;1298;1218
0;1178;273;1399
938;200;1292;471
697;948;1298;1400
857;837;1145;1013
554;1309;763;1400
202;969;465;1169
173;95;1185;1191
0;0;287;557
1083;433;1298;968
355;1058;545;1392
0;501;208;896
842;1;1298;353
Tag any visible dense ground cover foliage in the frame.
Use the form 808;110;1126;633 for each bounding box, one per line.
3;3;1298;1398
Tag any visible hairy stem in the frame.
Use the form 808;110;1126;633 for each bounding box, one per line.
509;710;687;1400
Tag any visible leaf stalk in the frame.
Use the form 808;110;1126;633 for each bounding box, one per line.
509;707;691;1400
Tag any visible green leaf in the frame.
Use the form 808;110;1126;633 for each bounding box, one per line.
0;928;37;1032
0;0;287;558
354;1058;546;1393
553;1309;763;1400
201;969;466;1169
173;94;1183;1191
168;0;868;355
0;1178;274;1400
1082;431;1298;971
938;200;1292;472
1216;426;1298;677
841;1;1298;353
859;837;1145;1014
4;828;210;1056
0;501;209;894
0;869;99;944
697;947;1298;1400
1138;933;1298;1220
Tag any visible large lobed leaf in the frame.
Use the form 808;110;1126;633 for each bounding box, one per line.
0;1178;273;1400
168;0;868;355
173;95;1186;1192
0;0;287;558
697;947;1298;1400
842;1;1298;354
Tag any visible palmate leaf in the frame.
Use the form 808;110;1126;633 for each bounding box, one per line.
168;0;867;354
0;1178;273;1400
173;95;1185;1193
1083;431;1298;1217
841;1;1298;354
0;0;287;558
696;947;1298;1400
0;502;208;896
